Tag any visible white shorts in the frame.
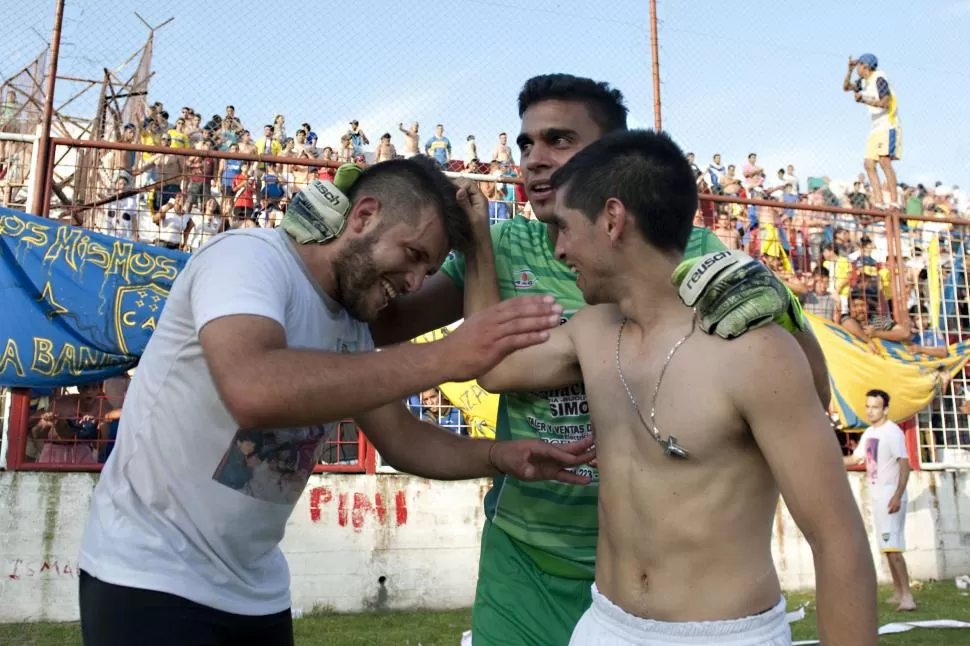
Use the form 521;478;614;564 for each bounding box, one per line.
568;584;791;646
873;493;907;553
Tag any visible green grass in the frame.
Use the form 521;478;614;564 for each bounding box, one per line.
786;582;970;645
0;583;967;645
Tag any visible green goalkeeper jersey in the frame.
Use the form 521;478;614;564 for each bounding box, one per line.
440;216;725;579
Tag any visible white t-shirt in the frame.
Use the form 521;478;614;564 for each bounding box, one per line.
191;211;225;249
152;208;192;245
853;420;908;498
78;227;374;615
859;70;897;132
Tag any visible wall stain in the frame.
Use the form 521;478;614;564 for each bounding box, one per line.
40;474;62;610
927;474;946;576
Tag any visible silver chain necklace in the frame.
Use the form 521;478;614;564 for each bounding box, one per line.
615;311;698;459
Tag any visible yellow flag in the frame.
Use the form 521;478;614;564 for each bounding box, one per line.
805;313;970;429
410;323;499;438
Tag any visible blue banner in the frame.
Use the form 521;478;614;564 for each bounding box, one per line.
0;207;188;388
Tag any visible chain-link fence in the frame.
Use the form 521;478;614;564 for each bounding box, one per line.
898;212;970;466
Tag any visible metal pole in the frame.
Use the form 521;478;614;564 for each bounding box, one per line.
649;0;662;131
30;0;66;216
22;125;42;210
886;212;910;326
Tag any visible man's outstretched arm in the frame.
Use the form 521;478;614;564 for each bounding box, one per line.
843;57;857;92
478;318;582;394
729;325;877;646
356;401;593;483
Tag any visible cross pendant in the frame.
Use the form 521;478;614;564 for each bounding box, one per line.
664;436;689;459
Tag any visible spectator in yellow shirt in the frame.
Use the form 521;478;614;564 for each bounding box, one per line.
167;118;190;149
254;124;282;173
822;242;853;315
255;124;281;157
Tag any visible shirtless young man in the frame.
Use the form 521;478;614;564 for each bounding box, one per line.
479;130;878;645
398;121;420;158
374;133;397;163
369;74;833;646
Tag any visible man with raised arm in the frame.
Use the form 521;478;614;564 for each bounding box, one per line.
76;158;594;646
368;74;831;646
843;53;902;209
479;130;878;646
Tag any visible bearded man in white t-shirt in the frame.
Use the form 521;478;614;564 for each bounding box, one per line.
77;157;594;646
844;389;917;612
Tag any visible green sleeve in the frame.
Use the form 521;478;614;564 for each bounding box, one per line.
438;220;511;291
683;226;727;259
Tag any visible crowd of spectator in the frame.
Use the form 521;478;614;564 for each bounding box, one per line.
6;100;970;467
84;102;529;253
683;147;970;463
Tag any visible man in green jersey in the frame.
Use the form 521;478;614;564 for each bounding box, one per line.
369;74;831;646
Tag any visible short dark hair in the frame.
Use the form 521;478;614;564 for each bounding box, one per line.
517;74;628;134
347;156;472;253
549;129;696;254
866;389;890;408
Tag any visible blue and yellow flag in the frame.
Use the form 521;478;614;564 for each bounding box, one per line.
805;313;970;429
0;207;187;387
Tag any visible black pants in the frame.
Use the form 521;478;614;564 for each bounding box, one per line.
79;570;294;646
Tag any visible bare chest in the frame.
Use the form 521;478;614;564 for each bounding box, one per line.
576;327;745;462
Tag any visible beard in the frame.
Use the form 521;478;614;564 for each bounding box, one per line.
332;232;383;321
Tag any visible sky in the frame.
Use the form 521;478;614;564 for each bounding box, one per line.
3;0;968;189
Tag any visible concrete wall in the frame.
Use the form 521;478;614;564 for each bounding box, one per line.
1;470;969;623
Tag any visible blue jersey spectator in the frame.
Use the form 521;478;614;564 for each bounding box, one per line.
425;124;451;166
